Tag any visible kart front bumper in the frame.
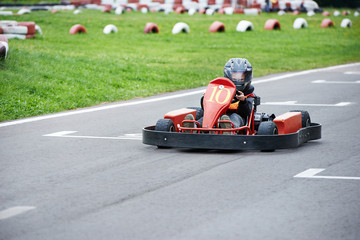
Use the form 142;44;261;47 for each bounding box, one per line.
142;123;321;151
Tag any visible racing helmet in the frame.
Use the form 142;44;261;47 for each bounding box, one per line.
223;58;253;92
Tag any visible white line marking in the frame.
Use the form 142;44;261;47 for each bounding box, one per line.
312;80;360;84
344;71;360;75
0;206;36;220
43;131;78;137
43;131;142;140
294;168;360;180
262;101;352;107
1;62;360;128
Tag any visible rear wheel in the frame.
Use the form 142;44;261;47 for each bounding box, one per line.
187;107;203;120
290;110;311;127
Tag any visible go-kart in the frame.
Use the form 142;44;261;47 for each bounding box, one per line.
142;77;321;151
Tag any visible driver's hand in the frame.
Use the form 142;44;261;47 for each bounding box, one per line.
236;91;245;102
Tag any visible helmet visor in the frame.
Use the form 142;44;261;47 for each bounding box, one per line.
231;71;246;83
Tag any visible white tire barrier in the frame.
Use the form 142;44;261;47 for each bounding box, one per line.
115;6;124;15
333;10;340;16
17;8;31;15
0;35;9;60
340;18;352;28
172;22;190;34
1;34;34;40
103;24;118;34
307;10;315;16
73;9;81;14
188;8;196;15
35;25;42;35
206;8;215;15
293;18;308;29
69;24;87;34
244;8;259;15
278;10;286;16
141;7;148;14
236;20;254;32
0;11;13;16
355;11;359;17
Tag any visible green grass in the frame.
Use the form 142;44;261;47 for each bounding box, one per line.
0;9;359;121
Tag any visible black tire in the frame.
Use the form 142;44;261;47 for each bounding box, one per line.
187;107;203;120
290;110;311;128
155;119;175;132
257;121;278;135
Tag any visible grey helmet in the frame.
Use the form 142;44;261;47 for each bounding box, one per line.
223;58;253;92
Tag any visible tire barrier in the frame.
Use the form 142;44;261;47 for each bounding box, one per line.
73;9;82;14
188;8;196;15
209;21;225;33
0;22;36;35
69;24;87;34
172;22;190;34
144;23;159;33
293;18;308;29
292;10;300;15
340;18;352;28
333;10;340;16
322;11;330;16
0;35;8;60
236;20;254;32
175;6;185;14
102;4;112;13
17;8;31;15
103;24;118;34
278;10;286;16
307;10;315;17
115;7;125;15
320;19;334;28
0;21;37;40
206;8;215;15
264;19;281;30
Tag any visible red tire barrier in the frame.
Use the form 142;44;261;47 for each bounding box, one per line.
218;9;225;14
293;10;300;15
264;19;281;30
69;24;87;34
322;11;330;16
144;23;159;33
175;6;185;14
321;19;334;28
17;22;36;34
198;8;206;14
209;21;225;33
102;4;112;13
0;27;2;34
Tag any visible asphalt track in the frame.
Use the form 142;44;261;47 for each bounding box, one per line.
1;63;359;240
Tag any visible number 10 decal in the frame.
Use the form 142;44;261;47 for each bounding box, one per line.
207;86;231;104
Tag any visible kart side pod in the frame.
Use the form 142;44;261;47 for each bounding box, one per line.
164;108;196;132
273;112;302;134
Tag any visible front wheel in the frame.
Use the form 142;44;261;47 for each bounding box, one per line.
257;121;278;135
155;119;175;132
155;119;175;149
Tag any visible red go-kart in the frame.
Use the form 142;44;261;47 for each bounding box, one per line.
143;77;321;150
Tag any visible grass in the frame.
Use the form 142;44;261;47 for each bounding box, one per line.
0;9;359;121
